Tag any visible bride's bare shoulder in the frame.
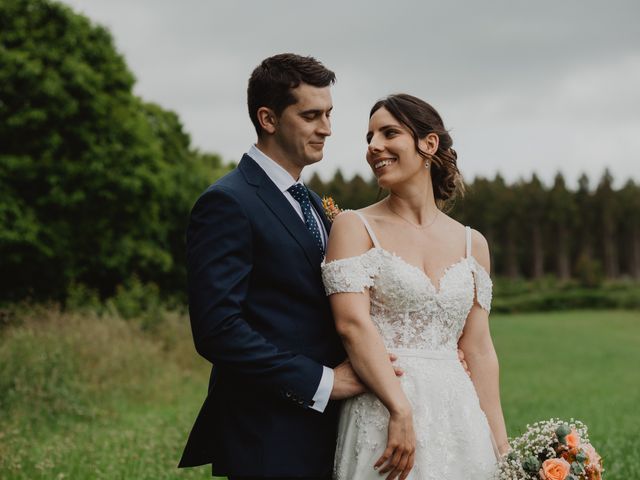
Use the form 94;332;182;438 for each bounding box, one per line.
326;211;373;261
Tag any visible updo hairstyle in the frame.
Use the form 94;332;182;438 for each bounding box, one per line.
370;93;465;206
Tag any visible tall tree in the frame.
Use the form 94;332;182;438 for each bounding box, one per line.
595;169;619;278
547;173;576;281
575;174;595;263
521;174;547;278
306;172;326;197
452;176;504;274
0;0;223;300
323;169;348;207
619;180;640;279
344;174;377;209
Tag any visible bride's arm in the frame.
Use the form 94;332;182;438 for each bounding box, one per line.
326;212;415;479
458;231;509;455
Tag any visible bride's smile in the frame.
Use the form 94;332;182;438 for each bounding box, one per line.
366;107;433;189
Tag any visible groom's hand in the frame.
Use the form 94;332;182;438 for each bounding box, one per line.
330;354;403;400
457;348;471;378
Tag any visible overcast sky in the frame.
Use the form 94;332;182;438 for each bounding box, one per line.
60;0;640;187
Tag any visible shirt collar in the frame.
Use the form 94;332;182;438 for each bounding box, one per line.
247;144;303;192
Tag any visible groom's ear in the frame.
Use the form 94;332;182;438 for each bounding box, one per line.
257;107;278;135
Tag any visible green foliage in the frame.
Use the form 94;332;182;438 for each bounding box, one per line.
306;170;379;210
65;275;187;331
65;281;102;312
574;253;605;287
492;277;640;312
0;0;232;301
105;276;166;330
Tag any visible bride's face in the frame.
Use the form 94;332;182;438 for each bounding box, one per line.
366;107;428;189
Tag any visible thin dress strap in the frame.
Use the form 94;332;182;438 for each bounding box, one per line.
353;211;381;249
465;226;472;258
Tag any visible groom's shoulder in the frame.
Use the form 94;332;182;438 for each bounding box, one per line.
211;166;244;189
190;167;248;214
200;163;248;196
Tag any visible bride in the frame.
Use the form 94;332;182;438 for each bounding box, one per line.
322;94;509;479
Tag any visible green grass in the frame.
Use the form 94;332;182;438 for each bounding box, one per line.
0;309;212;480
493;310;640;478
1;309;638;479
1;386;212;479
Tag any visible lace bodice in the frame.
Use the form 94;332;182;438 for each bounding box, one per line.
321;213;492;351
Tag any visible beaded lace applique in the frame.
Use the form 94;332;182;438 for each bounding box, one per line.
321;248;492;350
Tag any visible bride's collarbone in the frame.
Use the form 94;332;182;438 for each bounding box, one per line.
376;237;466;270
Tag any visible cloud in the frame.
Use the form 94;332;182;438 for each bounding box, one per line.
60;0;640;186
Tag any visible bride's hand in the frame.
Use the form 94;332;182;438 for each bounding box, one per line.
374;406;416;480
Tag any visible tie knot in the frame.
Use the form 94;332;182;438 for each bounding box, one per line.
288;183;309;203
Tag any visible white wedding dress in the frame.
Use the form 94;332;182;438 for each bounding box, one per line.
322;212;499;480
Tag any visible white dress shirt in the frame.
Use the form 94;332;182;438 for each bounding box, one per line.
247;145;334;413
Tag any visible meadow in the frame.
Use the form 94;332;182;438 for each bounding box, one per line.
0;309;638;479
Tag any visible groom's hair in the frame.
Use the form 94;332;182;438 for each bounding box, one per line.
247;53;336;137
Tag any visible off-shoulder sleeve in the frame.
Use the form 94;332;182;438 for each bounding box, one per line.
469;257;493;313
321;250;382;295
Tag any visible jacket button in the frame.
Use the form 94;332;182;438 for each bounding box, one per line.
285;391;292;398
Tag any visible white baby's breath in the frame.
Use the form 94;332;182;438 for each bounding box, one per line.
497;418;596;480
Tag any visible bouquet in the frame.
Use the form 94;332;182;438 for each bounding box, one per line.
498;418;603;480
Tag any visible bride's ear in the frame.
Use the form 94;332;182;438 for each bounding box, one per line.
257;107;278;134
419;133;439;155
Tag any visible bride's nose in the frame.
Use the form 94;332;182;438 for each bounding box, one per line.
368;137;383;154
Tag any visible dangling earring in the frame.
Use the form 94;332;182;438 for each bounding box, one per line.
425;152;435;169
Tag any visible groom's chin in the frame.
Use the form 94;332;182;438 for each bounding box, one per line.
305;153;324;165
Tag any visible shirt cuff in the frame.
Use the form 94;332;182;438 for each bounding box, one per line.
309;366;334;412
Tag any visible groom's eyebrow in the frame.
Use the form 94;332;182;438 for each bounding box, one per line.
299;106;333;116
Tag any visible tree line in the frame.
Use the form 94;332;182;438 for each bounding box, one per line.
307;170;640;284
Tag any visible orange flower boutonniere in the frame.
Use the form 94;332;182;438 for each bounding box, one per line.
322;196;341;222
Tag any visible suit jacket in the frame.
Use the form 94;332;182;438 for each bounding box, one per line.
179;155;345;477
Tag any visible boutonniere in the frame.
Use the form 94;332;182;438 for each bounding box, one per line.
322;196;341;222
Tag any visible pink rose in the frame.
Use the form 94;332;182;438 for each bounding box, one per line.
582;443;602;469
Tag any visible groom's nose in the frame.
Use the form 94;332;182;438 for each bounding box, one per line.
317;115;331;137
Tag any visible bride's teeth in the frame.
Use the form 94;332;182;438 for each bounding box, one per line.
374;159;393;169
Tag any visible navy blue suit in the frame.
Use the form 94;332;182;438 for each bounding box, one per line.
179;155;345;477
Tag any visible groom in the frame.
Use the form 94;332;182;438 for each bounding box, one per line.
178;53;369;479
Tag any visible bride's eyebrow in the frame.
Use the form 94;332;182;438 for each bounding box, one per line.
366;124;401;142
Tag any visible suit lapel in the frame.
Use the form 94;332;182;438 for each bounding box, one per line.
239;156;323;271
